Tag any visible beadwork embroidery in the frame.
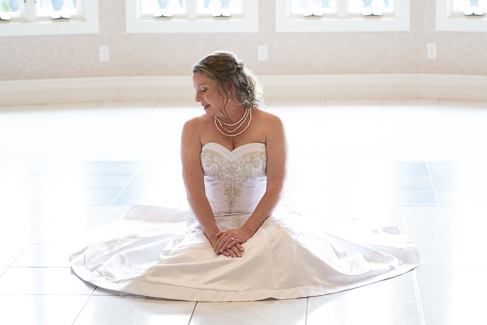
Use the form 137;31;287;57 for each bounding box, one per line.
200;149;267;212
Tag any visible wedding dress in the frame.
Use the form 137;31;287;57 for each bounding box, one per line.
70;142;419;302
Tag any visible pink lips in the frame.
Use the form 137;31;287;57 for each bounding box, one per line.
204;105;210;110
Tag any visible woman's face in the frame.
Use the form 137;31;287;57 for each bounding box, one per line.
193;72;225;117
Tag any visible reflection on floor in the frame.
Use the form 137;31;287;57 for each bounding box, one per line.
0;99;486;324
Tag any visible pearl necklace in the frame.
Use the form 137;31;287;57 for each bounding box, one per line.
216;107;249;128
215;107;250;132
214;107;252;137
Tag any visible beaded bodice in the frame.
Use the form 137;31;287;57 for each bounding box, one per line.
199;142;267;215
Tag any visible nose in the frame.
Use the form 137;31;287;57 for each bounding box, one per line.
195;91;201;103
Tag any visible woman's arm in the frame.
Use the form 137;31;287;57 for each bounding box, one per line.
181;119;221;244
214;114;287;253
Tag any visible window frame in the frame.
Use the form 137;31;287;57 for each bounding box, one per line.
275;0;411;33
436;0;487;32
126;0;258;34
0;0;99;37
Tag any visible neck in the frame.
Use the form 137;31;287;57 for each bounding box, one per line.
214;105;252;138
217;104;247;124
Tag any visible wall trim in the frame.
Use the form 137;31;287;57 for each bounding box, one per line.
1;74;487;106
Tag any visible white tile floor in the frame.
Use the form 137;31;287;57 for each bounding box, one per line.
1;99;487;324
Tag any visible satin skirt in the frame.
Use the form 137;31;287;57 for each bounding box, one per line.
70;205;419;302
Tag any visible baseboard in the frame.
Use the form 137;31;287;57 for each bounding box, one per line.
261;74;487;100
260;74;419;99
1;74;486;106
416;74;487;101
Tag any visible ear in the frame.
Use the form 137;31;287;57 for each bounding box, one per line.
225;81;235;92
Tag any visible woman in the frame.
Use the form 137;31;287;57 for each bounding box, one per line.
184;52;286;259
70;52;419;302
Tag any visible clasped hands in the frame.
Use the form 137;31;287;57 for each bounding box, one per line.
212;227;251;258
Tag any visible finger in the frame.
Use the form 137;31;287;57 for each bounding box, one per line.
220;237;234;253
214;234;228;252
216;235;230;253
231;245;241;257
214;240;220;252
236;243;245;252
227;239;238;249
226;247;237;258
215;231;224;238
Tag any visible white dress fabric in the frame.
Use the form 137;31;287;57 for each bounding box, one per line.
70;142;420;302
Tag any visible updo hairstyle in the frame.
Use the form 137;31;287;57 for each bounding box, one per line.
192;51;264;116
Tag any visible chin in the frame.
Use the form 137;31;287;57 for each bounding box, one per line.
205;108;218;117
204;110;216;118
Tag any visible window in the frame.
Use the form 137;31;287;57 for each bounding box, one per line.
436;0;487;31
0;0;99;37
126;0;258;33
140;0;243;18
453;0;486;16
290;0;394;17
276;0;410;32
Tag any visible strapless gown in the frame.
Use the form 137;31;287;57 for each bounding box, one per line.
70;142;420;302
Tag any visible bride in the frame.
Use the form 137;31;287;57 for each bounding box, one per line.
70;52;419;302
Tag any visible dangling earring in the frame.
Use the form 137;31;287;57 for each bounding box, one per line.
228;91;231;102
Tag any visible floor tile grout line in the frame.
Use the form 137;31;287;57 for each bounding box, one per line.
8;266;72;269
425;161;441;207
400;207;425;325
412;272;426;325
400;207;409;238
437;99;446;118
4;203;69;269
0;293;96;296
305;297;309;325
34;104;46;113
71;293;94;325
109;162;145;206
187;301;198;325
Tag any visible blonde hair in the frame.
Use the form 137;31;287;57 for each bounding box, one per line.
192;51;264;118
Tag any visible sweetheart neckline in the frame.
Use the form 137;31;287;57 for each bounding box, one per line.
202;142;266;153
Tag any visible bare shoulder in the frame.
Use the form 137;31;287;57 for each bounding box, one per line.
183;115;206;131
254;108;283;126
182;115;209;141
253;108;285;137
